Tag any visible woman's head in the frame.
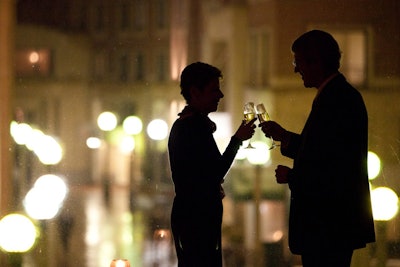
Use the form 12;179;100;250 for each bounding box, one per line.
180;62;223;102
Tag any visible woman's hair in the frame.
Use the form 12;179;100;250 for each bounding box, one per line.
292;30;342;71
180;62;222;102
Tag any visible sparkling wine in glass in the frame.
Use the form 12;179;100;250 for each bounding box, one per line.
256;103;278;150
243;102;256;149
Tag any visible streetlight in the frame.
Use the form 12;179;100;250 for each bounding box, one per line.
23;174;68;220
245;141;271;267
0;213;37;253
123;115;143;135
97;111;118;131
10;121;63;165
0;213;38;267
146;119;168;141
110;259;130;267
371;187;399;267
368;151;381;180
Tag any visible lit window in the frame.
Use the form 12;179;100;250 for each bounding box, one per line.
15;49;52;77
329;30;367;85
248;31;271;87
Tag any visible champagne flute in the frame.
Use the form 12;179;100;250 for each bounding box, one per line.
256;103;278;150
243;102;256;149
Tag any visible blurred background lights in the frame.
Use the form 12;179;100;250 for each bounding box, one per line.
147;119;168;141
119;136;135;154
10;121;33;145
235;147;248;160
86;137;102;149
10;121;63;165
34;135;63;165
98;111;118;131
25;128;45;151
0;214;37;253
371;187;399;221
24;174;68;220
368;151;381;180
246;141;271;165
123;116;143;135
110;259;130;267
29;51;39;64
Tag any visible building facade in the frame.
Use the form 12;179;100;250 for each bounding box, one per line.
8;0;400;266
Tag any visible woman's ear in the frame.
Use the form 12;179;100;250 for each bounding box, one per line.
189;86;200;101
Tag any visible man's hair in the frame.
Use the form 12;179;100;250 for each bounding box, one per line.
292;30;341;71
180;62;222;102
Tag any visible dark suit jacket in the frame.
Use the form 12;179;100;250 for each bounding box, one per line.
282;74;375;254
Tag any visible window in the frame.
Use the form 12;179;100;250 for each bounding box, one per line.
119;3;131;30
155;0;167;30
248;31;271;87
328;29;367;86
133;0;146;31
156;52;168;82
93;52;107;79
15;49;52;77
119;53;129;82
134;52;145;81
95;5;105;31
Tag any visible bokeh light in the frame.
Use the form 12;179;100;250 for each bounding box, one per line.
246;141;271;165
86;137;102;149
0;214;37;253
123;116;143;135
147;119;168;141
371;187;399;221
368;151;381;180
97;111;118;131
24;174;68;220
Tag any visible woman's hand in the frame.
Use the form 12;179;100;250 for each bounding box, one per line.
234;118;256;141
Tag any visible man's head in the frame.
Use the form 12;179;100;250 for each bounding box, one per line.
292;30;341;88
180;62;224;113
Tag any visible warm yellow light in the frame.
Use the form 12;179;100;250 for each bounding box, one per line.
34;135;63;165
120;136;135;154
235;147;248;160
0;214;37;253
153;229;171;242
147;119;168;140
26;128;45;151
10;122;33;145
98;111;118;131
110;259;130;267
368;151;381;180
29;51;39;63
123;116;143;135
246;141;271;165
24;174;68;220
371;187;399;221
86;137;102;149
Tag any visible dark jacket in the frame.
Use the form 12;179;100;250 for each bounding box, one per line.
168;111;241;266
282;74;375;254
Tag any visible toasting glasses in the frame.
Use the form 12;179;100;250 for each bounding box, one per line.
243;102;256;149
256;103;278;150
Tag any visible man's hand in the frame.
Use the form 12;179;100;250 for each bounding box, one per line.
259;121;285;140
275;165;292;184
